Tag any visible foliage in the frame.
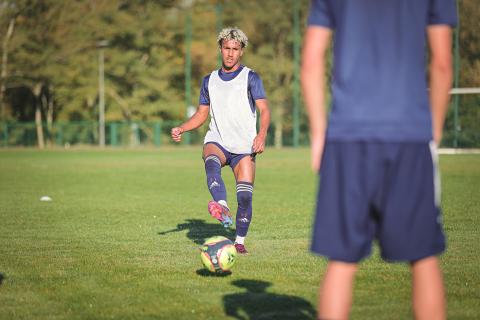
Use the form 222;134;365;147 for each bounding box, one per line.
1;0;187;123
0;0;479;147
458;0;480;87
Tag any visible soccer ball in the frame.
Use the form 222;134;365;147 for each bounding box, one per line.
200;236;237;273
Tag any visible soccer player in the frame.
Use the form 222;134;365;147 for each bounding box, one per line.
171;27;270;254
302;0;456;319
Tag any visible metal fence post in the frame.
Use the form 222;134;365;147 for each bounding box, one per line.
154;122;162;147
453;1;460;148
216;2;223;68
110;122;118;146
184;7;192;146
2;123;8;147
56;123;63;146
292;0;301;147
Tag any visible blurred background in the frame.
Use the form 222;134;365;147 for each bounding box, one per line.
0;0;478;149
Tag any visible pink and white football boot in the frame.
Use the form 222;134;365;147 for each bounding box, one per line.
208;201;233;228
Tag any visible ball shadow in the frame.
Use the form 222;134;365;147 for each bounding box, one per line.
196;268;232;277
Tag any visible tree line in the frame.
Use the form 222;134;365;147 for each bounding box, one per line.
0;0;478;147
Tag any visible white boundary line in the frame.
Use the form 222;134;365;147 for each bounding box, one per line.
438;148;480;154
450;88;480;94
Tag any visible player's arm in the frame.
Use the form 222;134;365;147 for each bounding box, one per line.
253;99;270;154
427;25;453;145
171;105;209;142
301;26;332;172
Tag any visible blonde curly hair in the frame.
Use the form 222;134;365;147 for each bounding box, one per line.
217;27;248;49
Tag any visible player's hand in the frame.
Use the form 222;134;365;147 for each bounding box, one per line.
171;127;184;142
310;136;325;173
433;129;443;146
252;133;266;154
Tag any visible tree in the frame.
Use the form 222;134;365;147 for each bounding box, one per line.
1;16;15;122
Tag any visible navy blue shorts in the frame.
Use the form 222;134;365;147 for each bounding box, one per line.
204;142;256;170
311;141;445;263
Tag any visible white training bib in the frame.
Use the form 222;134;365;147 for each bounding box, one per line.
204;67;257;154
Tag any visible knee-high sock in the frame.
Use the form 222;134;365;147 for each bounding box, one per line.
236;181;253;237
205;155;227;202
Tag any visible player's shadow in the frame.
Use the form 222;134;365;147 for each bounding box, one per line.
0;273;4;287
158;218;235;245
223;279;316;320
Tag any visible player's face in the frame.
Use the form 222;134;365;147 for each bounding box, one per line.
220;39;243;71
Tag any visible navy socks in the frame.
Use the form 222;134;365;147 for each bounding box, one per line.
205;155;227;203
235;181;253;237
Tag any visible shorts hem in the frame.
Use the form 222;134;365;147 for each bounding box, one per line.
311;247;446;264
381;247;446;263
310;248;370;264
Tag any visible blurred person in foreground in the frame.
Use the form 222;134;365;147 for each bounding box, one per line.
171;27;270;254
301;0;456;319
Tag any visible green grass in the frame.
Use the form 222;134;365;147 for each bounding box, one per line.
0;148;479;319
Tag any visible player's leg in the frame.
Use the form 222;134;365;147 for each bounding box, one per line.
203;143;232;226
312;142;374;318
376;142;446;319
411;256;445;320
232;154;255;253
319;261;358;320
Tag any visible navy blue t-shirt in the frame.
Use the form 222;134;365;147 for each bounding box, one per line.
308;0;457;141
199;65;266;113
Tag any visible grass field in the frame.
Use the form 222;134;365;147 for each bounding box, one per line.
0;148;479;319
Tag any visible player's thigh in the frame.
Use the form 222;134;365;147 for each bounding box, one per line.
233;155;255;183
203;143;227;165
